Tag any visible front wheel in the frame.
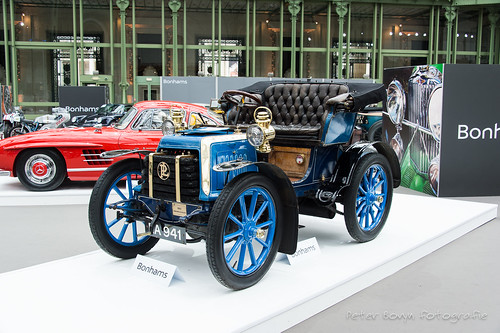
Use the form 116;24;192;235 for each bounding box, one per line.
88;159;158;259
16;149;66;191
206;173;282;290
344;154;393;242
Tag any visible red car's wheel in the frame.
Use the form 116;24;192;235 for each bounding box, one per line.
16;149;66;191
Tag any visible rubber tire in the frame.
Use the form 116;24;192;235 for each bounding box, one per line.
206;173;282;290
367;120;382;142
344;154;393;242
16;149;66;191
10;125;29;137
3;122;12;138
88;159;159;259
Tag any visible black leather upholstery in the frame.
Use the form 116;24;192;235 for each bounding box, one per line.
264;83;348;138
228;83;349;139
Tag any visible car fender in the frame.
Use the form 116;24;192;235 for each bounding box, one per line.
254;162;298;255
12;147;67;178
214;160;298;255
328;141;401;199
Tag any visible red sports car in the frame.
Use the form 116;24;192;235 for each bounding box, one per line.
0;100;221;191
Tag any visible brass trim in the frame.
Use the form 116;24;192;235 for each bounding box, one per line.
175;154;194;202
148;152;165;197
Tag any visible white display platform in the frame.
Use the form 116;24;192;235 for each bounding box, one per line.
0;188;496;332
0;177;93;206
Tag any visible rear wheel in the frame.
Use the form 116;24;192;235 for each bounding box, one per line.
3;122;12;138
16;149;66;191
10;125;29;137
206;173;281;290
89;159;158;259
344;154;393;242
367;120;382;141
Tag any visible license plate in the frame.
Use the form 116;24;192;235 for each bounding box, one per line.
149;221;186;244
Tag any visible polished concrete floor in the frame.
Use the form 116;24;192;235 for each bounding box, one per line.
286;189;500;333
0;179;498;332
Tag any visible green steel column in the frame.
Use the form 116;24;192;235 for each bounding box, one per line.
212;0;215;76
79;0;84;84
252;0;256;77
245;0;250;77
109;0;115;102
444;6;457;64
335;2;347;79
346;5;351;79
453;12;458;63
299;4;304;78
377;4;383;82
287;0;301;79
476;9;483;64
428;6;434;64
326;2;331;78
8;0;17;105
488;11;499;64
184;0;187;76
169;1;181;77
371;3;377;80
72;0;77;85
434;7;440;64
218;0;222;77
279;1;283;77
162;0;166;75
133;0;137;100
3;0;11;86
117;0;130;104
246;0;249;77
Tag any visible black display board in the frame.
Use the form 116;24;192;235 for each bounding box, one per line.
58;86;107;116
383;64;500;197
439;64;500;196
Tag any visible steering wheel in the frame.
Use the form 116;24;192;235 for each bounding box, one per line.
222;90;262;108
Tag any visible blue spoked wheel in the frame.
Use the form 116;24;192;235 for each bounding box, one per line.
344;154;393;242
89;159;158;259
206;173;282;290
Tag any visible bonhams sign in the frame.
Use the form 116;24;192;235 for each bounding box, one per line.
383;64;500;197
58;86;107;116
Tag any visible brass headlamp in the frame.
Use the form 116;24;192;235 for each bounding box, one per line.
246;106;275;153
171;106;186;131
162;106;186;135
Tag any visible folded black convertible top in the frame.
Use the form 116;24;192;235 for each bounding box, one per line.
237;79;386;113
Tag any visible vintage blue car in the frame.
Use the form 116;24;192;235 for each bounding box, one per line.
88;80;401;290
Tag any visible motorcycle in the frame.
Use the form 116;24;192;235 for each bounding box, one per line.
3;109;71;137
2;108;24;138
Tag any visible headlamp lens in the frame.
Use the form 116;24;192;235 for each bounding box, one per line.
246;125;264;147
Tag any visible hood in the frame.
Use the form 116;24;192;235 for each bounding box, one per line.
158;127;238;150
0;126;119;150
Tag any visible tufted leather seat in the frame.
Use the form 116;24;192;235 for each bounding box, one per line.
227;83;349;140
264;83;348;138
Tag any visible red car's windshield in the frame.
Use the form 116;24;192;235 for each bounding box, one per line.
114;107;138;130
